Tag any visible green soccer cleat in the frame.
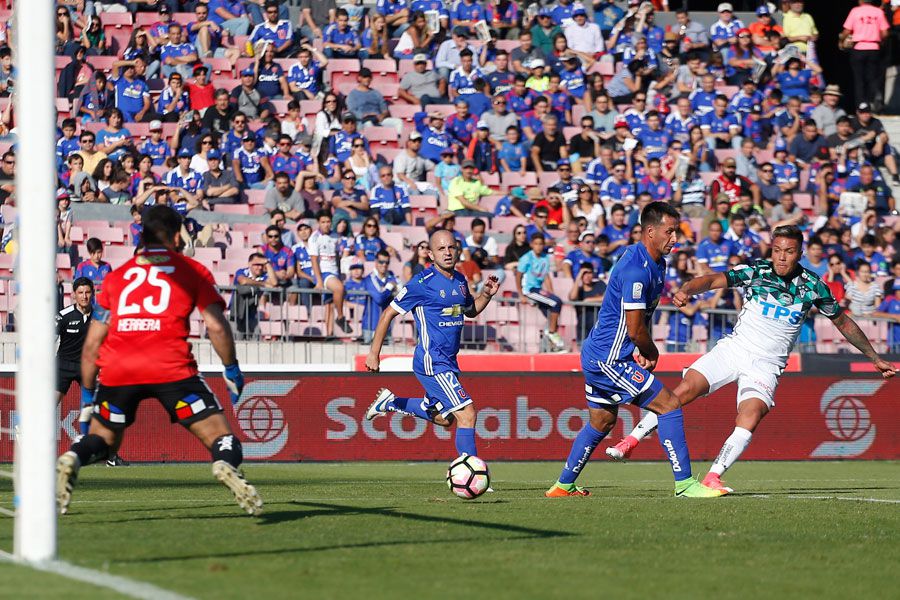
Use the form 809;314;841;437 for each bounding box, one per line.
674;477;729;498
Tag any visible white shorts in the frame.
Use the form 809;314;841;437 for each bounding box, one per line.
688;337;784;409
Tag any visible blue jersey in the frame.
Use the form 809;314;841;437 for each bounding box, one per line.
637;177;672;201
113;77;150;120
74;260;112;288
499;141;528;171
564;249;605;278
329;130;367;163
292;243;313;278
360;271;397;331
638;127;670;160
696;238;735;272
270;153;302;182
690;90;717;115
599;177;634;203
369;183;410;219
772;160;799;186
701;110;739;135
776;69;813;101
256;63;286;99
140;139;171;166
664;113;696;143
505;89;536;115
56;137;80;168
451;0;484;23
582;242;665;365
585;157;609;185
446;113;477;145
354;234;387;261
419;126;453;162
288;61;323;96
233;147;264;184
249;20;293;47
486;70;514;95
208;0;245;25
559;67;586;99
163;167;203;193
378;0;409;17
390;266;474;376
448;66;482;97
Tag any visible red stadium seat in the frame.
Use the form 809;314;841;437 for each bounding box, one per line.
389;104;420;122
501;172;537;188
99;12;133;28
206;57;234;78
86;55;118;74
363;126;399;148
213;204;252;215
172;12;194;26
134;13;159;28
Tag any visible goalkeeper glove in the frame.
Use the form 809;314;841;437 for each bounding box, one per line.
223;363;244;402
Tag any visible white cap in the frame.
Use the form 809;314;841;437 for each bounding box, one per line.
476;120;489;129
149;120;163;130
717;2;733;11
529;58;545;68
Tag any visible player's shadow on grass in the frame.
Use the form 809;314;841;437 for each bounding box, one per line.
764;486;897;495
114;501;576;564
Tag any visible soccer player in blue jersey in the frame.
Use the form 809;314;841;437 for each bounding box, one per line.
365;230;499;460
546;201;727;498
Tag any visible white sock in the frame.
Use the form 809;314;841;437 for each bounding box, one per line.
709;427;753;476
630;411;658;442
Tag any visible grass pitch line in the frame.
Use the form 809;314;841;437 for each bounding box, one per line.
0;550;196;600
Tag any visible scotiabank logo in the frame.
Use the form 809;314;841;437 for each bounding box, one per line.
325;396;636;441
810;380;882;458
232;380;294;458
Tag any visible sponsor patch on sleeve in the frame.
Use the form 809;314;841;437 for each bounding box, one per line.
632;282;643;299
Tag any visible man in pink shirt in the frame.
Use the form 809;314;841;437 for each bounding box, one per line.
841;0;890;110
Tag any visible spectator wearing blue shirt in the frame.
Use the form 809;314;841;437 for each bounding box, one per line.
369;165;412;225
664;98;697;144
160;23;199;80
288;46;326;100
696;221;735;274
56;119;80;172
207;0;250;37
95;108;134;163
724;214;765;260
638;111;671;160
498;126;528;174
516;233;565;351
636;159;672;201
359;250;399;343
599;162;635;206
249;0;297;58
446;100;477;147
324;9;361;59
74;238;112;290
157;73;191;120
773;57;819;102
701;94;741;150
140;120;172;167
690;74;719;116
419;112;454;162
855;234;889;276
377;0;411;37
563;231;605;280
255;46;291;99
162;148;205;208
451;0;484;34
79;71;113;123
559;56;586;99
270;134;305;185
874;282;900;352
112;63;151;123
601;203;630;260
233;134;271;188
709;4;744;52
448;49;482;101
728;79;765;120
772;139;800;193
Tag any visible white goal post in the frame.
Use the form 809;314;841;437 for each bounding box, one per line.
13;0;58;561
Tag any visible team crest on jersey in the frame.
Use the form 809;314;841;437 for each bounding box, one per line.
440;289;446;298
777;292;794;306
631;370;646;384
459;284;467;297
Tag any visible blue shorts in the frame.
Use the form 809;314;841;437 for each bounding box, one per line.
415;371;473;419
583;360;663;408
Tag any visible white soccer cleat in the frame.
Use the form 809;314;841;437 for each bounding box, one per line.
56;451;81;515
605;446;626;461
212;461;264;516
366;388;395;420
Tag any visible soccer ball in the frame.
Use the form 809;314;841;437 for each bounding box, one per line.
446;454;490;499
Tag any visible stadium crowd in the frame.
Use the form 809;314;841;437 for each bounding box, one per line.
0;0;899;351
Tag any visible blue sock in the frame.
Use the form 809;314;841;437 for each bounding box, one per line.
79;418;90;436
455;427;477;456
387;397;431;420
656;409;693;481
558;424;606;485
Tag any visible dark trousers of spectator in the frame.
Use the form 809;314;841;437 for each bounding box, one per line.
850;49;883;108
420;94;449;107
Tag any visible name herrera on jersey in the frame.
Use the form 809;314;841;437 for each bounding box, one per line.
117;318;162;332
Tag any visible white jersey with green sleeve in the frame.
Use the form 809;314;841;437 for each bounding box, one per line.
723;259;841;365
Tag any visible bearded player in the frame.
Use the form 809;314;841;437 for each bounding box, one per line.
606;225;896;491
547;202;726;498
56;205;263;516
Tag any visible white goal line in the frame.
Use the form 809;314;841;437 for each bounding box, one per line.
0;550;196;600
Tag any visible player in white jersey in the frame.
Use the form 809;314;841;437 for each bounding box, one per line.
606;226;896;491
308;210;353;335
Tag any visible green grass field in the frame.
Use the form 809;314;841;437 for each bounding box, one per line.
1;461;898;600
